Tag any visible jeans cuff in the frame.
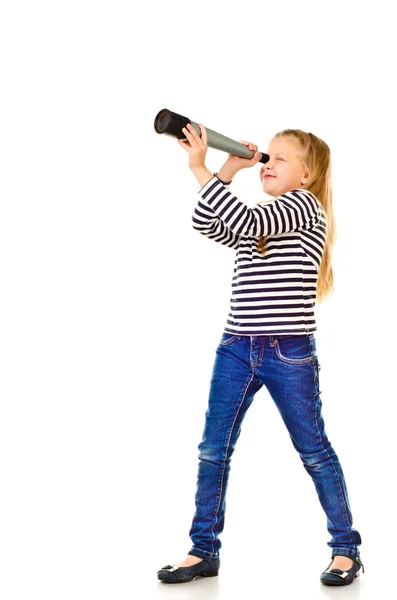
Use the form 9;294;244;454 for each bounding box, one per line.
189;548;219;560
331;547;360;558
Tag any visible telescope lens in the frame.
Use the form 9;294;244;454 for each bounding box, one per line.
154;110;172;133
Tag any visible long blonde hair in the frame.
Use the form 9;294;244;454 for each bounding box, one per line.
256;129;336;303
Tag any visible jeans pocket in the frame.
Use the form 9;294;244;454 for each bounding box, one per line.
219;333;241;346
274;336;314;365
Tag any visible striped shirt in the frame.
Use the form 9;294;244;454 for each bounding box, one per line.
192;176;327;336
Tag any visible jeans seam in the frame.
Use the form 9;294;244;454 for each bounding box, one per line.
310;336;354;546
209;373;255;555
312;387;354;545
219;335;239;346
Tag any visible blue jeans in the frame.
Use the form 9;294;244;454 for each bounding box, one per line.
188;333;362;559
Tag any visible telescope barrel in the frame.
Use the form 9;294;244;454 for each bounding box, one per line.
154;108;269;164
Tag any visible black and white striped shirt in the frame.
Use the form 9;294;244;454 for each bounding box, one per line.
192;176;327;336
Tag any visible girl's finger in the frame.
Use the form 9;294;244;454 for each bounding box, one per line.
186;124;199;139
199;123;207;143
182;126;193;137
183;126;199;146
177;139;190;152
240;140;257;148
190;123;206;148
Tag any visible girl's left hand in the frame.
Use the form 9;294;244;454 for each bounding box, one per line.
177;123;208;171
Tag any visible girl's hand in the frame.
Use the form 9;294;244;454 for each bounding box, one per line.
177;123;208;171
223;141;261;172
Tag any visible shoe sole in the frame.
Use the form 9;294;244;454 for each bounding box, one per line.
158;569;219;583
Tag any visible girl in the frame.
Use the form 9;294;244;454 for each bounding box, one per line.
157;123;364;586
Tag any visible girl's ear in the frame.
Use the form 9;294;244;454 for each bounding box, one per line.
301;170;310;185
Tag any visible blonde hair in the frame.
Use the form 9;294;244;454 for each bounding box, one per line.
256;129;336;303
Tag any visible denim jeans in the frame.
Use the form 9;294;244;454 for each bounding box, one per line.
188;332;362;560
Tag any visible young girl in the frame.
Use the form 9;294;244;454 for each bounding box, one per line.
157;123;364;586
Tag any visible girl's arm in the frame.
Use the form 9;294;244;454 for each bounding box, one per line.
200;176;322;237
192;177;241;249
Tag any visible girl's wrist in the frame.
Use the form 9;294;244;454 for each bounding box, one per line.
190;166;213;188
215;166;238;184
213;172;232;185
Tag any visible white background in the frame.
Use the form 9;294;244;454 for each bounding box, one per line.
1;1;396;599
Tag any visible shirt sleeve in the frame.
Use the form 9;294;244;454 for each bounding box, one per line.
191;177;241;249
199;176;322;237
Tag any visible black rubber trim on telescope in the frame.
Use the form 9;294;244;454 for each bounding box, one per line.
259;153;270;164
154;109;191;139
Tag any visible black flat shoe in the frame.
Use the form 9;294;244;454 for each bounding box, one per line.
320;554;365;585
157;556;220;583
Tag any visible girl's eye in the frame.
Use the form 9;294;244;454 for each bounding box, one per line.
276;157;285;161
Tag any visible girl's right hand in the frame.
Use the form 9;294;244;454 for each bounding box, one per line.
223;141;261;172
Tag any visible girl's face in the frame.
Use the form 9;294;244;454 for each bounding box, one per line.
259;135;310;198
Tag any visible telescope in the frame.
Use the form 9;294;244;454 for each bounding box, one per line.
154;109;269;164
